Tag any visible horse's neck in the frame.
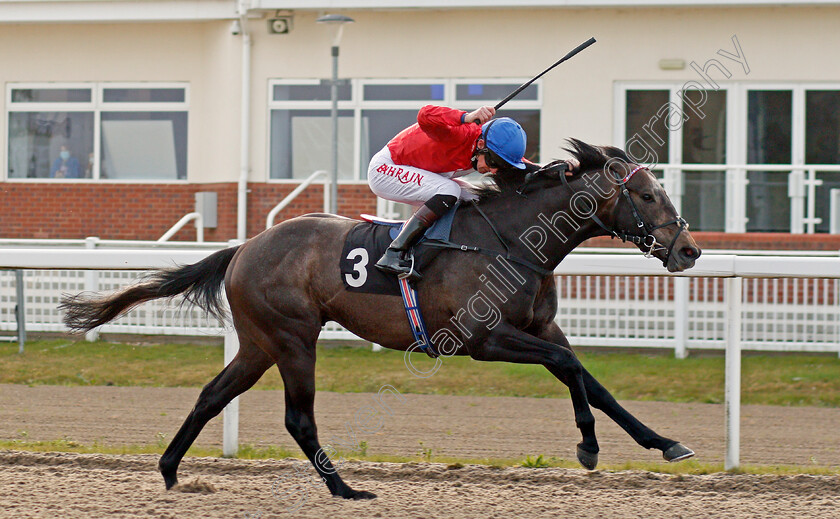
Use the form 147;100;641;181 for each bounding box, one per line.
466;184;608;270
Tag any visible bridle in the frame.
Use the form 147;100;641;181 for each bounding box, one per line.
592;164;689;266
521;161;689;267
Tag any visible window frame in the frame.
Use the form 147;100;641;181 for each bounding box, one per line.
266;77;542;184
615;81;840;234
6;82;189;183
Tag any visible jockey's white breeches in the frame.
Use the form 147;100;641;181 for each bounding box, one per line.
367;146;478;206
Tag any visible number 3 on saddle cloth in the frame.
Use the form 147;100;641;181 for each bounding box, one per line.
339;204;459;358
339;202;459;296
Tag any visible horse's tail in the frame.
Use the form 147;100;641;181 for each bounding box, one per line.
60;245;240;333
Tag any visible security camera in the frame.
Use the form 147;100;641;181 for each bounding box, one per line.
231;19;242;36
269;16;292;34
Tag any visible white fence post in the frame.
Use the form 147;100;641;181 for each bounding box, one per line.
223;328;240;457
15;269;26;353
222;238;242;457
673;277;689;359
84;237;101;342
725;276;742;470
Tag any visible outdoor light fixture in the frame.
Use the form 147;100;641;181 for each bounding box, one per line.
316;13;355;46
317;14;355;214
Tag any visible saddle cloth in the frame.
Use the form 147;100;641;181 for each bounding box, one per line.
339;204;459;295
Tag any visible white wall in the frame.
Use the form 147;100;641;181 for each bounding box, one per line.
246;5;840;178
2;4;838;183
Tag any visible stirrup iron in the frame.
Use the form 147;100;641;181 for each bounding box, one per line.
397;251;422;282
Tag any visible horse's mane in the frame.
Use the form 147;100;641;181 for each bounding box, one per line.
566;137;632;172
474;138;632;201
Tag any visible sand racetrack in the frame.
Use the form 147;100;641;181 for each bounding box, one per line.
1;384;839;518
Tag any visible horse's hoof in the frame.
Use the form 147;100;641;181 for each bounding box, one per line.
576;445;599;470
160;462;178;490
162;474;178;490
663;443;695;463
348;490;377;500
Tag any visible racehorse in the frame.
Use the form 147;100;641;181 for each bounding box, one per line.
60;139;701;500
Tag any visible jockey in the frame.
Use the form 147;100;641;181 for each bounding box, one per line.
367;104;527;280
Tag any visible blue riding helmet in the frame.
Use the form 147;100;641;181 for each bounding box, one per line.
480;117;527;170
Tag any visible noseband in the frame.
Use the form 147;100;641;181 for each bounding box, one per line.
524;162;689;267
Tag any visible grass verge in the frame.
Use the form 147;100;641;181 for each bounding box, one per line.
2;439;838;477
2;340;840;407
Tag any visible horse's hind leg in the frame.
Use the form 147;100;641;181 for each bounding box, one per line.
158;339;273;489
537;322;694;462
277;341;376;500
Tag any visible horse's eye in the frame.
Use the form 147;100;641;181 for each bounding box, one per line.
641;193;654;202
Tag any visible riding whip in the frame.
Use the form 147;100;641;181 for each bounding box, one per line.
481;36;597;118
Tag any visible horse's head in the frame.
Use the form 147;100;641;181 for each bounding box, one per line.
565;139;701;272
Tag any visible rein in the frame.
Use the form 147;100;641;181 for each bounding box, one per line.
422;201;554;278
529;161;689;267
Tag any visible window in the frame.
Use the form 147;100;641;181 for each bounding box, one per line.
807;90;840;233
683;90;727;232
622;87;729;231
7;84;188;180
620;83;840;233
270;108;355;181
625;90;669;165
746;90;792;233
268;79;541;182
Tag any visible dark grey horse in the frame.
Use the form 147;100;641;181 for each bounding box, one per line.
60;139;701;500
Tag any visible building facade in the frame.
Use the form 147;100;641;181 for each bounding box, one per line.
2;0;840;249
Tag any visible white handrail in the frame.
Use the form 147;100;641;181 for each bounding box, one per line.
158;212;204;243
653;164;840;171
0;238;225;249
0;238;836;257
266;170;330;229
4;249;837;279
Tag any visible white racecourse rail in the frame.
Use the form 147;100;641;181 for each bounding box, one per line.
2;245;839;468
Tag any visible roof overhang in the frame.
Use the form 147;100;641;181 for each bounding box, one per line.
0;0;237;24
1;0;837;25
252;0;840;9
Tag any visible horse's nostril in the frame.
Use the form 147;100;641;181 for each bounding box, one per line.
681;246;699;259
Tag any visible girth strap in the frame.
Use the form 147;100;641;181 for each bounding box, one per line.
422;239;553;277
398;277;438;358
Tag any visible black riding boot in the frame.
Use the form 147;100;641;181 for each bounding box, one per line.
375;205;441;281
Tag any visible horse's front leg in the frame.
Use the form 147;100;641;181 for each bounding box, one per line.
535;322;694;462
471;322;599;469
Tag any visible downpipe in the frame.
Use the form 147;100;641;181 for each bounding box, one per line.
237;2;251;241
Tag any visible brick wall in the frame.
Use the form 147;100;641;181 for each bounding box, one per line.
3;181;839;252
248;183;376;236
0;182;376;241
1;183;216;241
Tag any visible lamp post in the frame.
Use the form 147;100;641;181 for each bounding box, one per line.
316;14;354;215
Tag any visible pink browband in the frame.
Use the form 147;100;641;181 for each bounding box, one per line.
621;165;646;183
